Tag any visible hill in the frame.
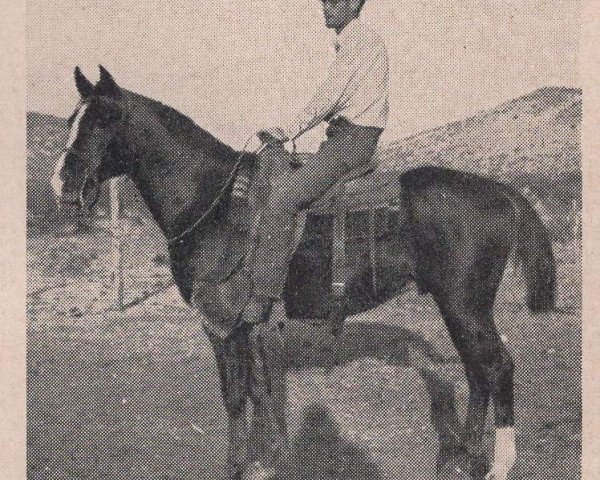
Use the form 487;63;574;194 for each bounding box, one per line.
27;112;69;218
377;87;581;178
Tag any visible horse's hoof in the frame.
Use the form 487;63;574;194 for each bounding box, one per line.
242;461;277;480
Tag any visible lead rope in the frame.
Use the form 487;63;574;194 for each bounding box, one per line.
167;135;267;248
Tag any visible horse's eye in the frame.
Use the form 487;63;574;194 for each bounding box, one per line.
97;111;119;129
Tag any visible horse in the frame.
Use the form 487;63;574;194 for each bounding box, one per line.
51;65;556;480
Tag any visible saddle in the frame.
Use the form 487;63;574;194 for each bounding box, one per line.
191;144;403;337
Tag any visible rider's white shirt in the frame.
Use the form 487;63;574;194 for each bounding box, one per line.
283;18;389;141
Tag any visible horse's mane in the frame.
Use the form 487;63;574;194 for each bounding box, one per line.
132;92;251;166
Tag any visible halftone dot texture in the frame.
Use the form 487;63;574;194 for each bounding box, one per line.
27;0;580;474
28;81;581;479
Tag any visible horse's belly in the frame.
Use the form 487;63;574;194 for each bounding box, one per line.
282;211;415;321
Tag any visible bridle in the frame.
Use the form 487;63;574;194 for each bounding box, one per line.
63;99;268;248
59;98;127;211
166;136;267;248
57;144;101;211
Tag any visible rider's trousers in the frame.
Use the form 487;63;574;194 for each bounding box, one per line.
250;117;383;299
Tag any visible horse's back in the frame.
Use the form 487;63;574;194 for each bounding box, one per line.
400;166;515;219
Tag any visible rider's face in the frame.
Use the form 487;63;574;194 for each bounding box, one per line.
321;0;359;31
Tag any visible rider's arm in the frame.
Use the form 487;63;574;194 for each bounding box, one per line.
282;42;367;142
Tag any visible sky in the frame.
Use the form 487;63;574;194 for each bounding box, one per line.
27;0;581;150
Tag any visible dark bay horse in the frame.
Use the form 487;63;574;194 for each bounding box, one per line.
52;66;556;480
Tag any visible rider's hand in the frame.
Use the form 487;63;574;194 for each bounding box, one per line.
257;127;289;145
289;155;305;170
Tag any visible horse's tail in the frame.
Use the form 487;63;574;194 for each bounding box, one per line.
502;185;556;312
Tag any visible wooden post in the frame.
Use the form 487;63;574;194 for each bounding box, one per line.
110;178;124;311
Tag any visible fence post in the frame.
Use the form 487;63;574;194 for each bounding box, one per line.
110;178;124;311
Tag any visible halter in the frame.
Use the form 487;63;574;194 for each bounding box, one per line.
166;136;267;248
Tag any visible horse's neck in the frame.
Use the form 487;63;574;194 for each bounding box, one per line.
121;99;236;238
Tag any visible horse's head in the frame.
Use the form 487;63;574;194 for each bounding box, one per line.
51;65;128;210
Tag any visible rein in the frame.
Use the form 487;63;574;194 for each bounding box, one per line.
166;137;266;248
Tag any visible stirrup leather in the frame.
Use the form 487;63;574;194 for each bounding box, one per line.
331;173;379;298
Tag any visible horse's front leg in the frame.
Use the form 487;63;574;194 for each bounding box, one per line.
246;319;289;479
205;324;251;480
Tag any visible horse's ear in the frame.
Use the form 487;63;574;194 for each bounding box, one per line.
96;65;121;97
74;66;94;98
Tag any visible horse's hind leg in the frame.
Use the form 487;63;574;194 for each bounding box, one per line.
205;325;251;480
437;304;515;480
430;254;515;479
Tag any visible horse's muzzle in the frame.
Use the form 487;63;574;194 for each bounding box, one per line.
80;175;100;211
54;187;81;209
54;176;100;212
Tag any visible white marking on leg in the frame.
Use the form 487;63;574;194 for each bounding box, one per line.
51;104;88;197
485;426;516;480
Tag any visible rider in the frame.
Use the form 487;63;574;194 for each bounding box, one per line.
242;0;389;324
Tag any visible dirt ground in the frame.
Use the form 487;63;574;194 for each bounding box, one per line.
26;226;581;479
